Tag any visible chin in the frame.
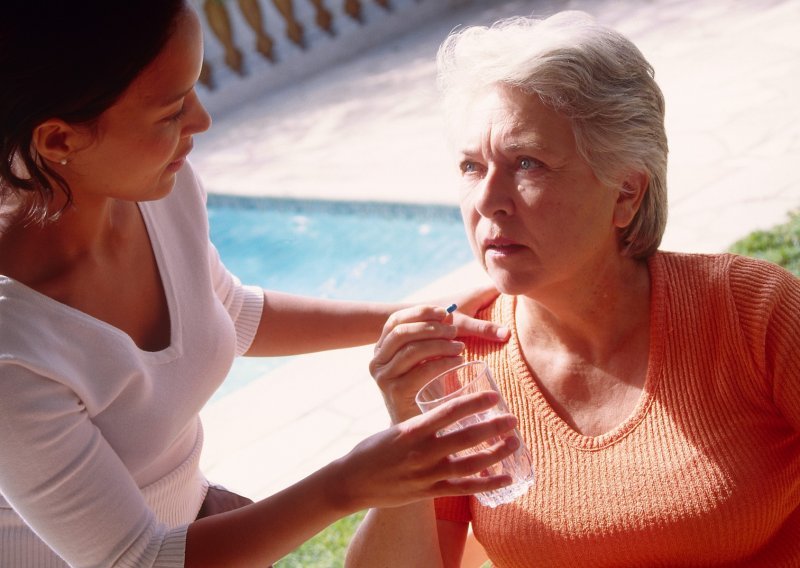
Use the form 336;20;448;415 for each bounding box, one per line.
142;176;179;202
485;269;533;297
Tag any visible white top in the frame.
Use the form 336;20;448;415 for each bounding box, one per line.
0;163;264;567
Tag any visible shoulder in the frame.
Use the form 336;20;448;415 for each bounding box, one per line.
0;278;140;387
0;278;57;361
464;294;514;360
473;293;511;324
726;254;800;339
654;250;799;377
651;250;797;300
651;250;735;283
726;253;799;297
652;250;799;328
649;252;800;301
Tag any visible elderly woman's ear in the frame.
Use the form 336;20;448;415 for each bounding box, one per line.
613;171;649;229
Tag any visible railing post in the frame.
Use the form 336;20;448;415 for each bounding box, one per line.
272;0;306;48
307;0;335;35
199;59;215;90
203;0;245;74
197;0;435;98
238;0;277;61
343;0;362;23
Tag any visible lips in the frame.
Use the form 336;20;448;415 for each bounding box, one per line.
483;237;523;250
482;236;527;256
169;141;193;167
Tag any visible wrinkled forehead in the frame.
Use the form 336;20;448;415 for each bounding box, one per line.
444;83;575;155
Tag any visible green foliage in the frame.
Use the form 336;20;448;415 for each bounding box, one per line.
276;511;366;568
728;210;800;276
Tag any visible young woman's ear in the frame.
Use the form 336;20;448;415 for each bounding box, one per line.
31;119;81;166
613;170;649;229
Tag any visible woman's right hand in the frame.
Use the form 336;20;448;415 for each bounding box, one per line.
370;304;465;423
333;389;519;513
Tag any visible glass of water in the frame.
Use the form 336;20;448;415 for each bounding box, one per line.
416;360;534;508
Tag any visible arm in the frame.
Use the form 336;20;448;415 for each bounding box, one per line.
0;365;187;567
243;286;508;357
0;363;515;567
762;266;800;431
208;235;507;357
188;389;517;566
345;507;469;568
347;304;498;567
730;257;800;431
460;523;491;568
244;290;405;356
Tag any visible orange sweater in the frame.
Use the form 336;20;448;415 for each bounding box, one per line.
436;252;800;566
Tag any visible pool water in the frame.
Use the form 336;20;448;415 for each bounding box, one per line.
207;196;474;399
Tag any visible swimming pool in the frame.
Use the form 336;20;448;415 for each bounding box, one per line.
207;195;474;399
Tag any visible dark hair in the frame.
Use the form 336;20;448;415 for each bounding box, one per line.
0;0;185;222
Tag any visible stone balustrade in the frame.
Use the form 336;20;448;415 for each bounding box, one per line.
194;0;470;117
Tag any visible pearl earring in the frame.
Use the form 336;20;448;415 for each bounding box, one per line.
59;158;68;165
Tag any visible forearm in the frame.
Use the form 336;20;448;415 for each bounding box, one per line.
186;385;513;566
345;502;444;568
246;290;405;356
185;460;354;567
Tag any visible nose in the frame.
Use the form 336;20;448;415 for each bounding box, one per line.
183;89;212;136
472;165;515;219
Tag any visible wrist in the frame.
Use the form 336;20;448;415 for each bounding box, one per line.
318;455;363;516
389;408;420;424
381;395;422;425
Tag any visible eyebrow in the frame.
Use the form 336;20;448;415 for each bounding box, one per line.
506;137;548;153
457;139;551;157
158;86;193;107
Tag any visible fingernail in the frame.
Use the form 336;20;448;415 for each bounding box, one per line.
497;414;517;429
482;391;500;404
496;326;510;340
506;436;520;450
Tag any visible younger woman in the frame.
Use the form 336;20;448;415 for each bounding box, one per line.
0;2;513;566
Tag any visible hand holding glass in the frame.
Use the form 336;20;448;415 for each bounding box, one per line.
416;360;535;508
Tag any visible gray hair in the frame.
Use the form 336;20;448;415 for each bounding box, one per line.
437;11;668;259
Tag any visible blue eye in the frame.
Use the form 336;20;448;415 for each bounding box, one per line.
519;157;539;170
460;161;480;174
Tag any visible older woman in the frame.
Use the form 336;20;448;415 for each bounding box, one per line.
346;11;800;567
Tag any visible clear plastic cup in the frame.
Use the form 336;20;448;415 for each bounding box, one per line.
416;360;534;508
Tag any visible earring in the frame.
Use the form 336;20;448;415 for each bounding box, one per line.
59;158;68;165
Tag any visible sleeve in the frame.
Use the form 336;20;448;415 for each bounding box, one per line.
729;256;800;431
434;496;472;523
0;363;187;568
207;241;264;356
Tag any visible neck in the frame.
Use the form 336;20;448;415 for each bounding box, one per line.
0;192;134;286
516;255;651;365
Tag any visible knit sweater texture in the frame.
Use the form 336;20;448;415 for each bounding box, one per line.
0;163;264;567
436;252;800;566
